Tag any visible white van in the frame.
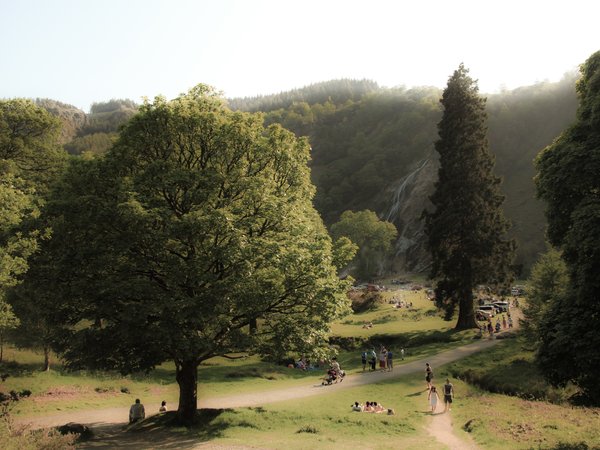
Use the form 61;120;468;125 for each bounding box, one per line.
478;304;496;317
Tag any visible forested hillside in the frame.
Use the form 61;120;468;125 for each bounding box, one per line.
36;98;137;156
37;77;578;275
231;77;579;275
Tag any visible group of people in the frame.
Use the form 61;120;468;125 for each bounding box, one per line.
481;313;513;337
389;297;413;309
424;363;454;414
361;346;404;372
128;399;168;423
351;401;394;414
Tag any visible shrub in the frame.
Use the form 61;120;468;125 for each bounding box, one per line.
296;425;319;434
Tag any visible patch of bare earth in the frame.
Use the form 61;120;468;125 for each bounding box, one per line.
427;411;480;450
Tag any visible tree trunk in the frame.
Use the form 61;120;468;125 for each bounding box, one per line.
43;345;51;371
249;317;257;334
176;360;198;425
455;285;478;330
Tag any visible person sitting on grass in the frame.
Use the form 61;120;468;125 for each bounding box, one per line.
129;398;145;423
363;401;374;412
372;401;386;413
159;400;167;412
351;401;363;412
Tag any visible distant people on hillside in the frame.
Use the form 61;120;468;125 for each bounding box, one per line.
159;400;167;412
386;349;393;371
428;386;439;413
361;350;367;371
129;398;145;423
400;347;405;360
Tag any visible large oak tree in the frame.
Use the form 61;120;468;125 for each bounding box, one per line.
31;86;351;424
424;65;514;329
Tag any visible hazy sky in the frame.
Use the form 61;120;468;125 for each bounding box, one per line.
1;0;598;111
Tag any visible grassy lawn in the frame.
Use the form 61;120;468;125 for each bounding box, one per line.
3;287;599;449
1;287;475;419
136;372;600;450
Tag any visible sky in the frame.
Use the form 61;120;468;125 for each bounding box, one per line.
1;0;598;111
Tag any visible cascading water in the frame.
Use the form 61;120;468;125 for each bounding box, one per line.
381;156;437;273
385;157;430;224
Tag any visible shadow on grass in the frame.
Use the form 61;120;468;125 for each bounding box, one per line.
79;409;235;449
0;360;38;377
331;328;473;353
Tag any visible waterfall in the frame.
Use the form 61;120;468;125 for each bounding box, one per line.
385;157;429;223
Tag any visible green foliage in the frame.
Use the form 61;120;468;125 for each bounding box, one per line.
25;84;350;422
522;248;568;343
228;79;379;112
534;50;600;405
89;98;138;114
424;64;515;329
348;291;383;313
0;99;66;190
247;78;576;274
0;99;68;370
63;132;116;156
0;298;19;362
330;210;397;279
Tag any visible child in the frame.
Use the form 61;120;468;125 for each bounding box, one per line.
428;386;439;413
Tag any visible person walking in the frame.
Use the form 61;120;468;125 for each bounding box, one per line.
425;363;433;390
379;347;387;371
400;347;405;360
386;348;393;371
443;378;454;412
428;385;440;413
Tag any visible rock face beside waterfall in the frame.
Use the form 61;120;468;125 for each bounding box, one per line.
380;156;439;274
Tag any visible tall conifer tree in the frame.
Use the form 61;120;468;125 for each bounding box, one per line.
424;64;514;329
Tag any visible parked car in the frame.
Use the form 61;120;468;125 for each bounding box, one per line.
493;301;510;312
511;286;526;296
478;304;496;317
475;309;493;320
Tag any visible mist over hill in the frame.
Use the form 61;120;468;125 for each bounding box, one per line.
39;76;578;276
230;77;579;276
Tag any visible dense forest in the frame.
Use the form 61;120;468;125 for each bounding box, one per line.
37;76;579;275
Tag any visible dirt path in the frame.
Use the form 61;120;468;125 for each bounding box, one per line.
17;337;501;429
17;306;524;448
427;411;480;450
15;334;513;449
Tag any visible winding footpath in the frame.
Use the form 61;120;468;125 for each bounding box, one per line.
16;335;514;449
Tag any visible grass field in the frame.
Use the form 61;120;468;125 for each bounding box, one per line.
123;372;600;450
2;288;600;449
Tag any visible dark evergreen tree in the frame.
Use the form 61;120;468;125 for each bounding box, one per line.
424;64;515;329
534;50;600;404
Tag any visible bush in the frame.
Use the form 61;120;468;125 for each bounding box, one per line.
349;292;384;313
